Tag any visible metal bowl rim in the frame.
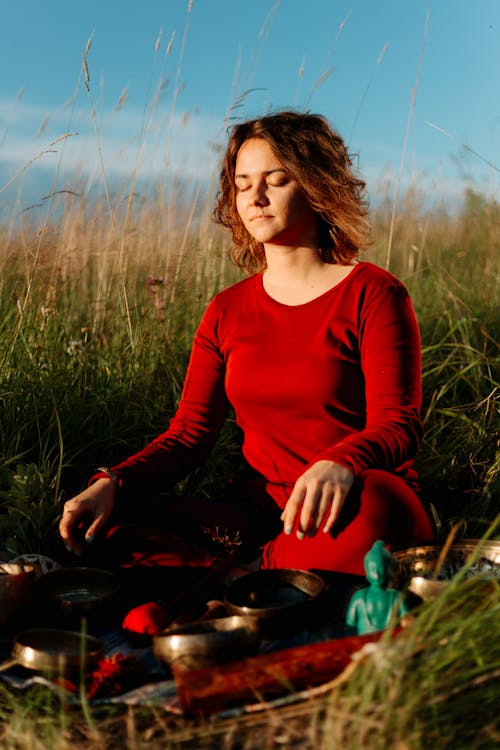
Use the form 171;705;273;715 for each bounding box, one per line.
154;615;258;645
153;615;259;664
224;568;327;618
41;566;120;598
392;539;500;565
12;627;105;671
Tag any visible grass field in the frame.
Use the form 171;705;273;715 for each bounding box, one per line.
0;134;499;748
0;183;498;555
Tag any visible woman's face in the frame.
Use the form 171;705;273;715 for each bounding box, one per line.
234;138;318;249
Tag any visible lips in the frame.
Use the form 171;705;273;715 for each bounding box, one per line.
250;214;272;221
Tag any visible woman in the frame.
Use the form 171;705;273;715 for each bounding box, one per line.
59;111;434;579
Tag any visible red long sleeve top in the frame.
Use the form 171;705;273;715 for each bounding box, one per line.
109;262;423;507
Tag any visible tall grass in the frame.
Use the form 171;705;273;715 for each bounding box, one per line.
0;181;498;556
371;188;499;532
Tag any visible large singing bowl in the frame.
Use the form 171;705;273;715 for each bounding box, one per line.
153;615;259;673
12;628;104;673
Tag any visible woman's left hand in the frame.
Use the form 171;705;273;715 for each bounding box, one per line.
281;460;354;539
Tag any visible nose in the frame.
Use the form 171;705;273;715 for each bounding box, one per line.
248;179;269;206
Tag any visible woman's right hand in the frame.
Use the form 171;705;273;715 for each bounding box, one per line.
59;478;115;557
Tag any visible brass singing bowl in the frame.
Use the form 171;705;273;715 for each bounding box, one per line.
393;540;500;601
40;567;120;617
224;568;328;637
11;628;104;673
153;615;259;673
0;563;37;627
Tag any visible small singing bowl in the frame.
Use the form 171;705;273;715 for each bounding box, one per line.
0;563;37;627
224;569;327;638
40;567;120;618
153;615;259;674
12;628;104;674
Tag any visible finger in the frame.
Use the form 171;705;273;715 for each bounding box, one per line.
323;486;348;534
297;483;323;539
60;529;84;557
307;485;335;537
59;499;93;556
281;482;306;536
85;509;111;543
59;507;80;548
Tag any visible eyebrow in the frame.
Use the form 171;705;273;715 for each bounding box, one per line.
234;168;287;179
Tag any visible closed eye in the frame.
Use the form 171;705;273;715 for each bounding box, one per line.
235;178;288;192
235;168;289;193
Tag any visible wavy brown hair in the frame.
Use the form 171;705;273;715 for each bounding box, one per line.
215;110;372;274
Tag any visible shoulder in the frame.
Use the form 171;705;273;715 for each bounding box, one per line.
347;589;365;605
351;262;409;294
213;274;258;304
197;275;258;334
346;589;367;617
348;262;412;314
205;274;259;316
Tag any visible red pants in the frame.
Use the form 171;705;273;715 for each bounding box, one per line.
261;469;434;576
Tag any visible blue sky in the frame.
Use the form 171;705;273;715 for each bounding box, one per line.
1;0;499;216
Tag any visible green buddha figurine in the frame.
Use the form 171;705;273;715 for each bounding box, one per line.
346;540;409;635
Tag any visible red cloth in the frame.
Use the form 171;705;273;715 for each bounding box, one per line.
104;525;216;569
122;601;172;635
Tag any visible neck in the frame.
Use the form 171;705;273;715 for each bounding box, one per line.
263;244;325;284
261;245;358;305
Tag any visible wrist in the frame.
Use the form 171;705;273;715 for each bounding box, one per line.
93;467;120;488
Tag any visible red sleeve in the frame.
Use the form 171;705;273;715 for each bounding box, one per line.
316;284;423;476
108;300;229;491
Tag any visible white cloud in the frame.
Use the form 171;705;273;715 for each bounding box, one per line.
0;97;225;200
